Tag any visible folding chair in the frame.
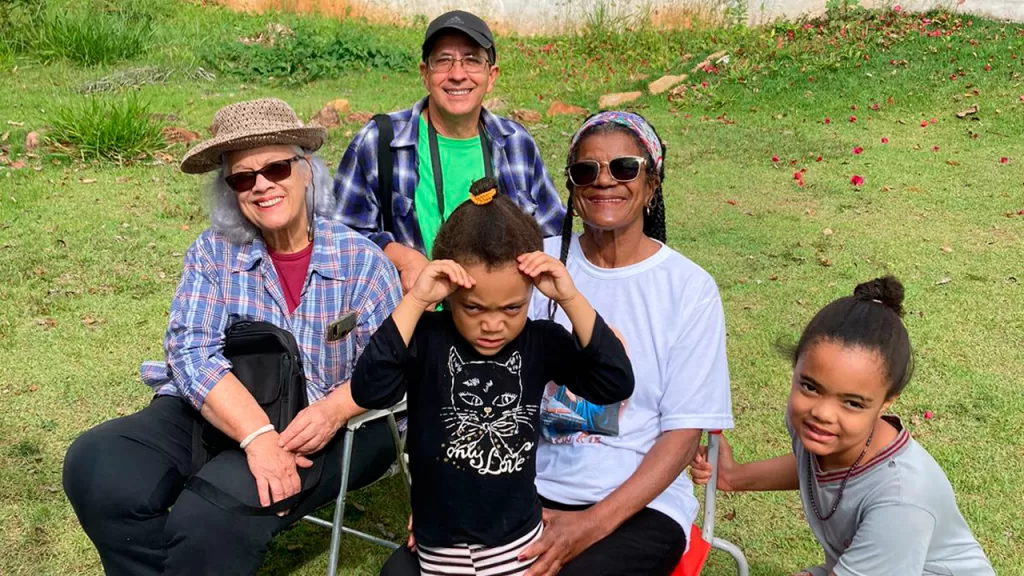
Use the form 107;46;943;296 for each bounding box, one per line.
672;430;749;576
301;399;411;576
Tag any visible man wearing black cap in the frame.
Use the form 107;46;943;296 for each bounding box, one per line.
333;10;564;294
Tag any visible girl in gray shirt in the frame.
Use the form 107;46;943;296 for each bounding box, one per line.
691;276;994;576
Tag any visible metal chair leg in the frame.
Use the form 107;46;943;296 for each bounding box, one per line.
326;428;355;576
385;413;411;490
712;538;749;576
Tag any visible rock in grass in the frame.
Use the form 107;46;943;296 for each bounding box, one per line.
162;127;201;145
511;109;542;124
598;91;642;110
545;101;587;117
327;99;351;114
309;107;341;129
692;50;729;73
483;97;508;112
648;74;688;95
345;112;374;126
25;131;40;152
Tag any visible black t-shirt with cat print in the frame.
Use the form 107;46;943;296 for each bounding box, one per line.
352;310;634;548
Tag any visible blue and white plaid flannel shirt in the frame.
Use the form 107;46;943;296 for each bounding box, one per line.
332;97;566;251
140;218;402;410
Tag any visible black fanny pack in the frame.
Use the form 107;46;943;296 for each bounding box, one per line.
187;320;324;515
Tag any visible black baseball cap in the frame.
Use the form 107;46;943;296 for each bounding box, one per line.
422;10;497;63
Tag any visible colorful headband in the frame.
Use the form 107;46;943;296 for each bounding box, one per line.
470;187;497;205
568;111;663;171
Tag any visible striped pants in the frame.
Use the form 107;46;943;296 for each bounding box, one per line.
417;522;543;576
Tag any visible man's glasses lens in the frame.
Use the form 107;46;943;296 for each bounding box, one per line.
224;158;297;192
430;55;488;74
567;157;644;187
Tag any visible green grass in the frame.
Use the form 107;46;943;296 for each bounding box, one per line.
1;2;1022;575
48;93;167;162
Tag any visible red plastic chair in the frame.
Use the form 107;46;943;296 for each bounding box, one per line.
672;431;749;576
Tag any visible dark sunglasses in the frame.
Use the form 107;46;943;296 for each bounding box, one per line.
224;156;302;193
566;156;647;187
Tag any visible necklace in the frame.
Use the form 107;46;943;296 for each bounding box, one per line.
806;427;875;522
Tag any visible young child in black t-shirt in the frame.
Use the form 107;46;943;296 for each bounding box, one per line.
352;177;634;576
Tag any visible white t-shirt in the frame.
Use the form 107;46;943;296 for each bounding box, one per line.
528;234;734;530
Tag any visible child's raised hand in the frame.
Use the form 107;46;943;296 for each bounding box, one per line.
518;252;579;304
408;260;475;308
689;434;738;492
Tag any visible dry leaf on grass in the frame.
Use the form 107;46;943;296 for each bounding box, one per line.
955;105;979;118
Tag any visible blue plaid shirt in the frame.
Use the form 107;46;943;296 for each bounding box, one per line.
332;97;566;251
140;218;402;410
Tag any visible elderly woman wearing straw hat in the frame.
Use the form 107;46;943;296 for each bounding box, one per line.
62;98;403;575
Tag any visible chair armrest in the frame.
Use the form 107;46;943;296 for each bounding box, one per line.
346;398;407;431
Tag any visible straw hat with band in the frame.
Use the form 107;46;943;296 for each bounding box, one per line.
180;98;327;175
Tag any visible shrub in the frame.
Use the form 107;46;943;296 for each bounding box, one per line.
205;18;416;85
36;2;154;65
48;94;166;162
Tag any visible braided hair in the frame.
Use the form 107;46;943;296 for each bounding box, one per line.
548;116;667;319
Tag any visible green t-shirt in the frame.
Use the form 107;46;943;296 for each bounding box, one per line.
414;114;487;258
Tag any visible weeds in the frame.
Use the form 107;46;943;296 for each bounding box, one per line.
36;3;154;65
205;17;415;84
47;94;166;162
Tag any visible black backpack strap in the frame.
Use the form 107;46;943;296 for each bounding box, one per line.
373;114;395;235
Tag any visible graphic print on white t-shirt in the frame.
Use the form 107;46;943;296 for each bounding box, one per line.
540;382;628;443
442;348;537;475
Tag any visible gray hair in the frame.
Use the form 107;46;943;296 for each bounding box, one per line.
207;146;338;245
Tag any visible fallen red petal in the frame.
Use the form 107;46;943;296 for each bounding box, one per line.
851;175;864;187
853;147;864;155
824;117;832;124
771;155;780;163
726;199;737;205
816;156;823;162
924;410;934;420
849;116;857;123
932;146;940;152
920;120;929;127
1000;157;1009;164
881;137;889;144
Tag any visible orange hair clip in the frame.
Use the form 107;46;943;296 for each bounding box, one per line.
470;187;497;205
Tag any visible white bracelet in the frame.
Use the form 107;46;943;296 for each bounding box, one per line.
239;424;276;450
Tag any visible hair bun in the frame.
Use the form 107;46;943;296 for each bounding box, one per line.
853;275;905;316
469;177;499;198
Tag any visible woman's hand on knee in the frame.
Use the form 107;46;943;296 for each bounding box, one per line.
520;509;604;576
243;431;302;507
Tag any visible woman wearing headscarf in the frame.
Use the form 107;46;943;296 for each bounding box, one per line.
518;111;735;575
62;98;403;575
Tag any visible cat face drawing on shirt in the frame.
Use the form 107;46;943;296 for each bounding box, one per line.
441;348;536;475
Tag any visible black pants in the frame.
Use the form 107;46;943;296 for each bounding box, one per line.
62;395;397;576
379;497;686;576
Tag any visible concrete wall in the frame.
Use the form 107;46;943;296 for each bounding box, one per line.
222;0;1024;33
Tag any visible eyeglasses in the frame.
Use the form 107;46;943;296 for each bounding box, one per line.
566;156;647;187
427;54;490;75
224;156;302;192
